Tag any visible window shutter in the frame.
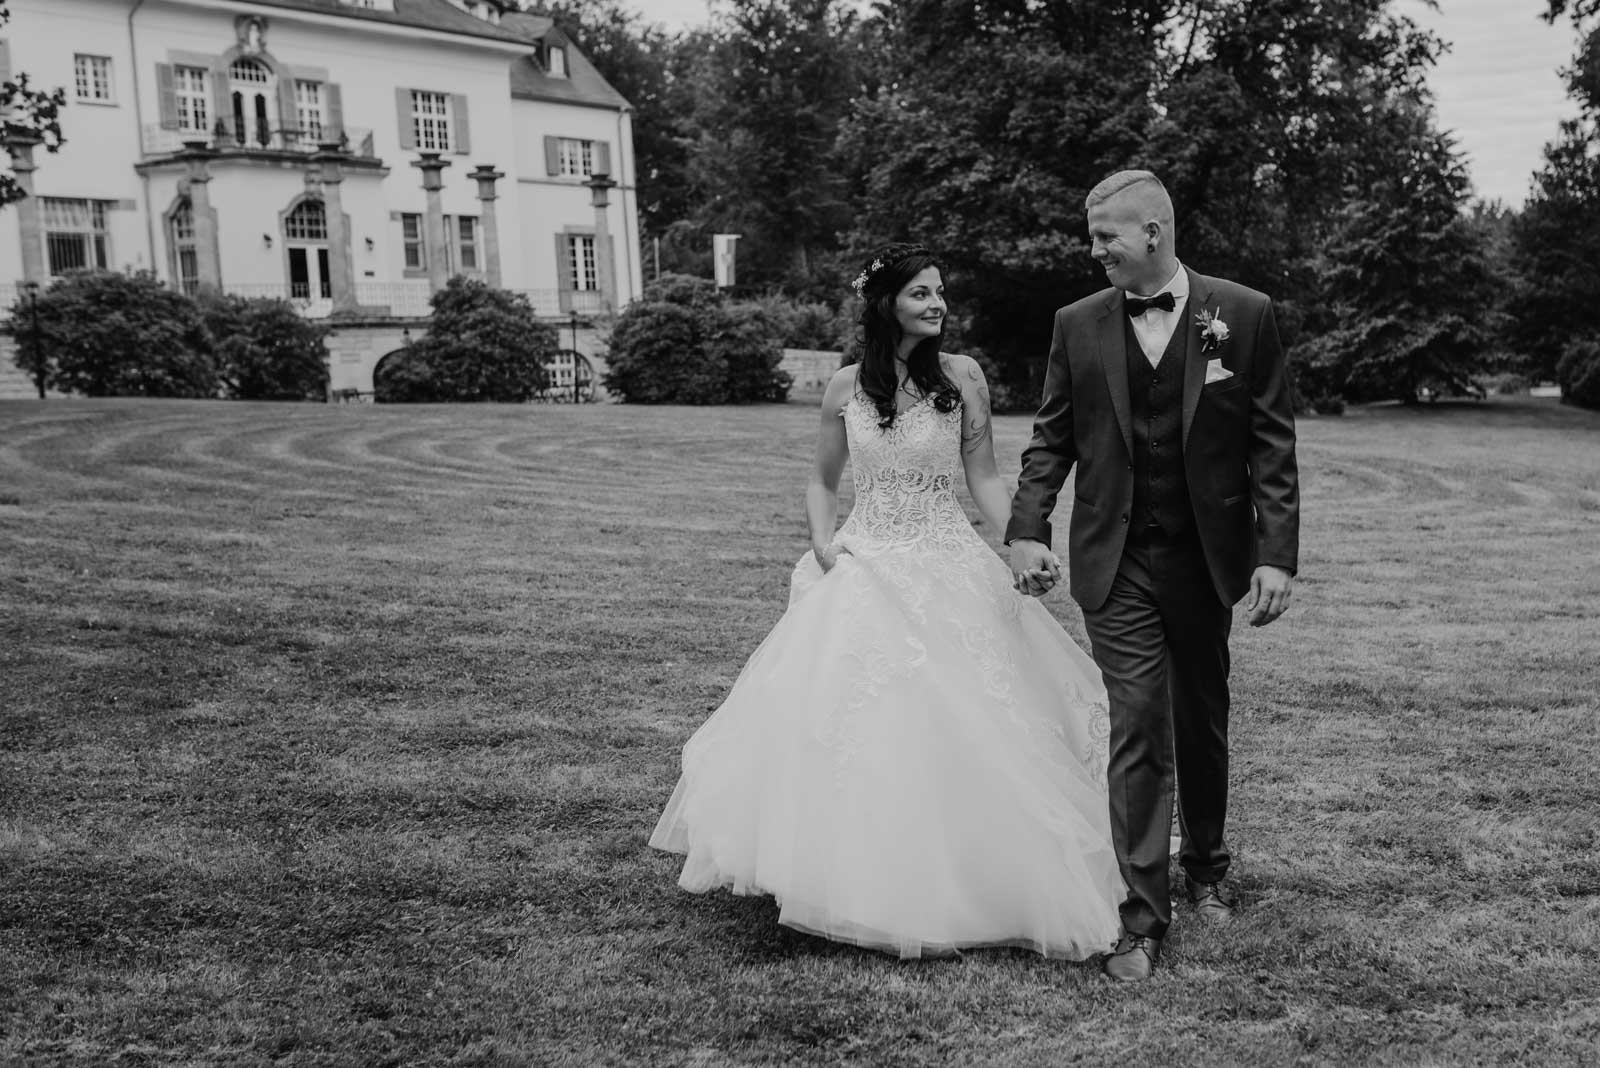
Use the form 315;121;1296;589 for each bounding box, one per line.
594;141;611;177
450;94;471;155
277;75;298;140
210;61;231;139
395;87;416;150
555;233;572;313
326;83;344;139
156;62;179;129
543;135;560;176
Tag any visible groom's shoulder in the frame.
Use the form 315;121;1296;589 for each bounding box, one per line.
1197;272;1272;309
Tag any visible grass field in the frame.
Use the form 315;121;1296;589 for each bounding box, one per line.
1;394;1598;1067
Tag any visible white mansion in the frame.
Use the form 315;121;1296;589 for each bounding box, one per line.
0;0;642;397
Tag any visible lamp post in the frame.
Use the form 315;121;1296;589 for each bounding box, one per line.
20;281;43;399
569;309;580;404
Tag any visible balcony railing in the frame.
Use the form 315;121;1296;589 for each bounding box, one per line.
142;124;377;159
355;281;434;318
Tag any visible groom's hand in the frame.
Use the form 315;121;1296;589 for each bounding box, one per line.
1247;565;1294;627
1008;539;1061;598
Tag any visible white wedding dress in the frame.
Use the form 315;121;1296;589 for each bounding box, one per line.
650;392;1124;959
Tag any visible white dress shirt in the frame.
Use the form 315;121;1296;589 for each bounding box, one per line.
1126;262;1189;367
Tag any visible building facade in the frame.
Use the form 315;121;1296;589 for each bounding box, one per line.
0;0;640;397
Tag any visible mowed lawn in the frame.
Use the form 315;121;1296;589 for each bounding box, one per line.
1;394;1597;1067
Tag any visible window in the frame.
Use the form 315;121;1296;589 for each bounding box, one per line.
402;213;425;271
174;66;209;133
43;198;110;275
295;80;325;140
547;46;568;78
284;199;328;241
74;55;114;103
456;216;478;272
410;90;451;152
170;199;199;295
557;138;592;178
566;233;598;292
229;58;269;85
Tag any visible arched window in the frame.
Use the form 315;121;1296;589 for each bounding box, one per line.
284;199;328;241
228;58;275;147
169;198;199;295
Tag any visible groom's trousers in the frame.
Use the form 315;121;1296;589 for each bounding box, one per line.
1082;525;1233;940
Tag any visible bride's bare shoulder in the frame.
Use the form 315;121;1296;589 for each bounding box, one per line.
822;364;859;407
939;352;985;385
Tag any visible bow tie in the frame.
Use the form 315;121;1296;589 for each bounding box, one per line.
1125;292;1176;317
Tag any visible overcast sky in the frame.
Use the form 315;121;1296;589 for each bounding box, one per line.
622;0;1579;206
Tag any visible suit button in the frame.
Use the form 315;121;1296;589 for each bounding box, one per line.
1120;514;1129;524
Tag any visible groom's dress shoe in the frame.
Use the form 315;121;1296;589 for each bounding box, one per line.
1103;934;1161;982
1186;877;1238;922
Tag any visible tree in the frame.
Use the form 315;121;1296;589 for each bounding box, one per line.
11;271;218;397
0;0;68;209
840;0;1468;411
375;277;558;402
198;293;330;401
1505;1;1600;406
679;0;863;291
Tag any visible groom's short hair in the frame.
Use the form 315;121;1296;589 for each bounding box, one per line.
1085;170;1170;213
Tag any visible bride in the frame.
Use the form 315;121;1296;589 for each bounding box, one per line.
650;243;1124;960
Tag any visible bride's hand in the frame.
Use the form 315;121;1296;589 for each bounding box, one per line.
816;544;851;572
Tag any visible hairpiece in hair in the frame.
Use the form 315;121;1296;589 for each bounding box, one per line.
851;258;885;297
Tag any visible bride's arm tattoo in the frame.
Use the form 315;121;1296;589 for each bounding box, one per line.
960;362;994;455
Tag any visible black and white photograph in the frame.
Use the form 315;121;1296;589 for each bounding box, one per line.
1;0;1597;1063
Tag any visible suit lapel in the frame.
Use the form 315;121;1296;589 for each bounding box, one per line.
1181;268;1213;449
1097;291;1133;458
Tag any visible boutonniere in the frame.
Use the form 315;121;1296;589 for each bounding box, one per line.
1195;307;1231;353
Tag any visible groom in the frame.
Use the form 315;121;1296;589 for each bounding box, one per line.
1006;170;1299;982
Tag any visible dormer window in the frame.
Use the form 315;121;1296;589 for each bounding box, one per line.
547;45;567;78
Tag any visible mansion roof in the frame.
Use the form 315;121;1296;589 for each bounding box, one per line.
244;0;531;45
504;14;631;112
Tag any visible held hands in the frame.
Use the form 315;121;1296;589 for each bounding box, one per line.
1008;539;1061;598
1247;565;1294;627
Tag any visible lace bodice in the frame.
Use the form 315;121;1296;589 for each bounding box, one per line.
835;393;983;551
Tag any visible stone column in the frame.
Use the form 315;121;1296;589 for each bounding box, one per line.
5;131;46;283
315;143;358;314
181;141;223;292
411;152;451;294
470;164;505;289
586;171;618;312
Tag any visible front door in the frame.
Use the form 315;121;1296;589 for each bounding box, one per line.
287;246;332;314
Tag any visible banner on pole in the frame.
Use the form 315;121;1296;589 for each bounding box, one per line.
713;233;741;288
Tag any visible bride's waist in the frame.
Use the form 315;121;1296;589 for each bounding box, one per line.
838;496;976;543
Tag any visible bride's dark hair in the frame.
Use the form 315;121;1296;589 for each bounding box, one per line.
847;243;961;429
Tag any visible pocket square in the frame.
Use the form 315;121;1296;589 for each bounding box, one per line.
1204;359;1234;385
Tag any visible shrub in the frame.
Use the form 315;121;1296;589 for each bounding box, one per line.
1556;335;1600;410
198;293;329;401
603;279;790;404
375;278;557;403
12;271;218;398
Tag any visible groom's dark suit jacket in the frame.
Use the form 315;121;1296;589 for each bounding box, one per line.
1005;268;1299;610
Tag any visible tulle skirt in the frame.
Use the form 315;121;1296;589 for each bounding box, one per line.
650;534;1125;959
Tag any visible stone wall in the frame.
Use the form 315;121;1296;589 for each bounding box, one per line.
781;349;844;395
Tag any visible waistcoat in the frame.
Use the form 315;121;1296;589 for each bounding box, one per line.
1125;315;1195;536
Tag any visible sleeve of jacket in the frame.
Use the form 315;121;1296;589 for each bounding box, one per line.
1005;309;1079;546
1247;298;1300;573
